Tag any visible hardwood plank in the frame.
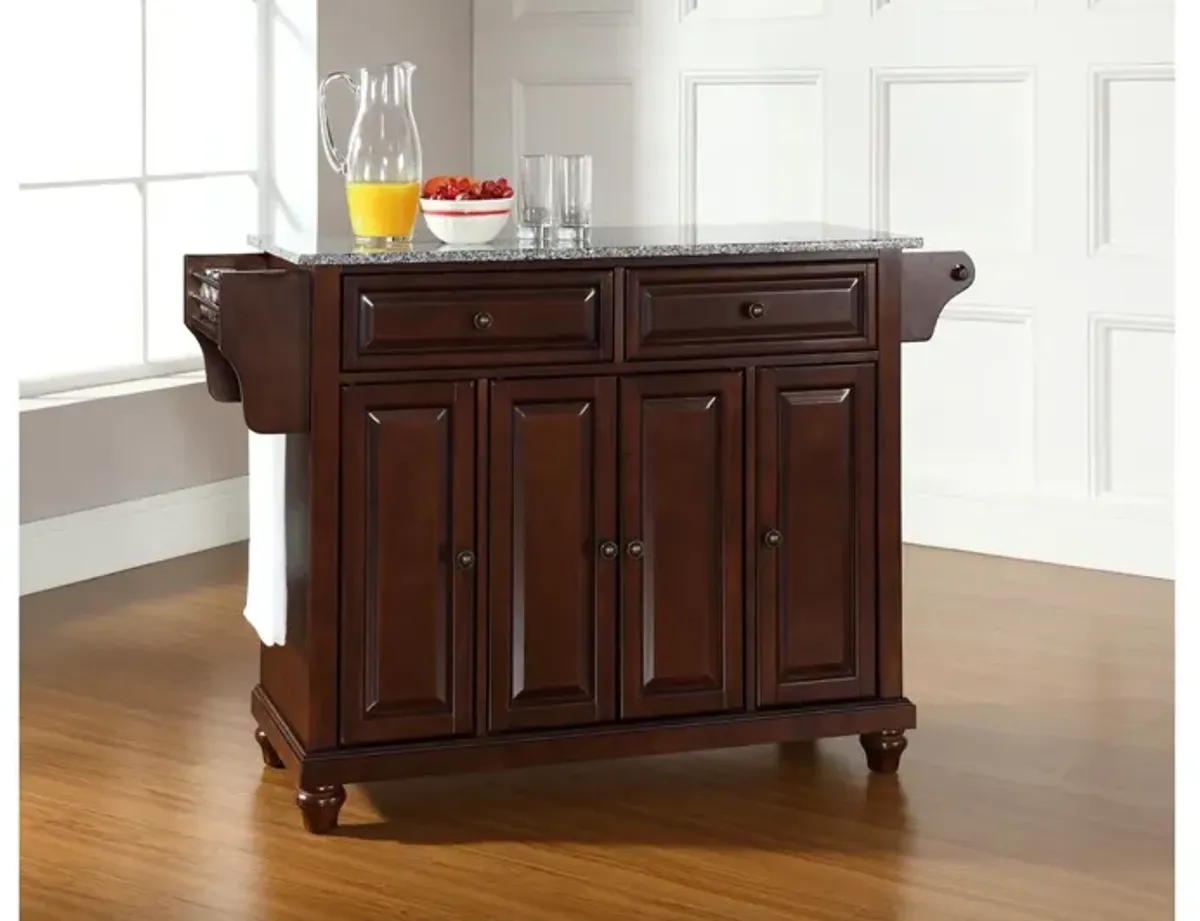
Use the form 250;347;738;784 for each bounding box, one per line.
20;544;1173;921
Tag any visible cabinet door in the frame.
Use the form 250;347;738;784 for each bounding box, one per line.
489;377;618;731
340;382;476;745
757;365;877;707
620;372;744;719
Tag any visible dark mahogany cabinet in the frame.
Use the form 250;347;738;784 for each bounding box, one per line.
185;237;974;833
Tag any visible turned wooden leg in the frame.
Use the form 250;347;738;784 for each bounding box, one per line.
296;784;346;834
860;730;908;774
254;728;285;769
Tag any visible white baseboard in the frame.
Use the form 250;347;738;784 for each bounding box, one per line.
904;488;1173;580
20;477;249;596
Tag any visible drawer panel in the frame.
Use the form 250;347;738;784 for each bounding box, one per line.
343;270;615;370
626;264;874;361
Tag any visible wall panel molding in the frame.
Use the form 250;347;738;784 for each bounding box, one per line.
1087;64;1175;257
870;67;1035;251
904;304;1037;495
680;0;824;21
512;0;636;26
1088;0;1171;11
680;70;825;226
1087;313;1174;502
874;0;1036;13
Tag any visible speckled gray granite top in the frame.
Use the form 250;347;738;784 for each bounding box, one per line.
249;223;923;266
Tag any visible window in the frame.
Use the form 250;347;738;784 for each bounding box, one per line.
17;0;266;396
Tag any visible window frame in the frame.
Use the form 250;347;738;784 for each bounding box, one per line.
17;0;272;399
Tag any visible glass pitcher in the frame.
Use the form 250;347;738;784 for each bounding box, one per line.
319;62;423;246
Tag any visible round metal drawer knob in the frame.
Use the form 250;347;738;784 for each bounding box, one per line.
473;312;494;331
599;541;619;560
626;540;645;559
763;529;784;548
746;302;767;319
455;549;477;570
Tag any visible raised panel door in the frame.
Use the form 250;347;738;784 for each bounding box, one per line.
340;382;477;745
488;377;619;731
619;372;744;719
757;365;877;707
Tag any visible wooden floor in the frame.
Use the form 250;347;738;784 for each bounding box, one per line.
20;545;1172;921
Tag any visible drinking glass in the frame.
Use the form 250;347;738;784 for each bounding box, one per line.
556;154;593;241
517;154;555;239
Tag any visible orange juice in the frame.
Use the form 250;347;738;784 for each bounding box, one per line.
345;181;420;240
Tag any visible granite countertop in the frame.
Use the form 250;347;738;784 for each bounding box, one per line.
249;223;923;267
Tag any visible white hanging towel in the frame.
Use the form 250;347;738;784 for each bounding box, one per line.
243;431;289;646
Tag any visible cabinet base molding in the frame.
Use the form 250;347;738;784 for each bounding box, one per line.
253;685;915;795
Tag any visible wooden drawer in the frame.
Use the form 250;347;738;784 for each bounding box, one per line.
626;263;874;361
343;270;614;370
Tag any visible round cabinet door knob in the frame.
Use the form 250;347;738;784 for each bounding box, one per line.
763;529;783;548
599;541;619;560
950;264;969;282
746;302;767;319
455;549;477;570
626;540;645;559
473;312;494;331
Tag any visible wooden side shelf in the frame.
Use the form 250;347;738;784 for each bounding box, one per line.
183;254;312;434
899;251;976;343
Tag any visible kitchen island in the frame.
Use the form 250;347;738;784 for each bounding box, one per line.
184;224;973;834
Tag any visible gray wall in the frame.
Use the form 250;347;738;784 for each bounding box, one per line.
19;385;248;524
20;0;473;526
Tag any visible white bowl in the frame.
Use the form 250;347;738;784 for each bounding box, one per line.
420;197;513;245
